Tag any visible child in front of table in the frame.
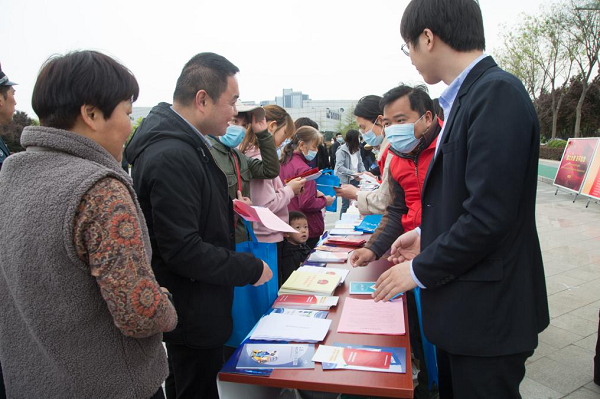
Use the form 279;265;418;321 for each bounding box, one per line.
280;211;312;287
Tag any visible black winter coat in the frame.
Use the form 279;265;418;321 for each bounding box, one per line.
125;103;263;348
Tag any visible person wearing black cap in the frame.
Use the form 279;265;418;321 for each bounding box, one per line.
0;63;17;170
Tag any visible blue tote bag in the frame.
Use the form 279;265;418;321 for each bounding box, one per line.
226;220;279;347
316;169;340;212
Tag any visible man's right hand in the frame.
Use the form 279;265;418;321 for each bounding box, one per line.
287;177;306;196
350;248;376;267
253;261;273;286
388;229;420;264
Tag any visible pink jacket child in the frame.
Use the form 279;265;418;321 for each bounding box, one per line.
279;152;327;240
245;146;295;243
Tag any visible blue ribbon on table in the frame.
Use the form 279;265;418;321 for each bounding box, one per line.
414;287;439;389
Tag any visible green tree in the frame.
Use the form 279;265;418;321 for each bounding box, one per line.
338;105;358;134
127;117;144;144
565;0;600;137
0;110;36;153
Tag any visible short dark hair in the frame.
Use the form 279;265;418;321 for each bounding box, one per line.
345;130;361;154
173;52;239;105
294;117;319;130
0;86;9;100
335;132;342;137
354;95;383;124
289;211;307;224
32;51;139;130
400;0;485;52
380;84;434;117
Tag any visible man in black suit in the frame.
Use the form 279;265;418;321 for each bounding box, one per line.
373;1;549;398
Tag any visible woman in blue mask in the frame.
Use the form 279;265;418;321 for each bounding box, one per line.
207;101;280;243
280;126;335;249
334;129;366;216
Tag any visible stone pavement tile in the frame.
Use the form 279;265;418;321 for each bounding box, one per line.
573;333;598;353
542;247;595;270
545;274;588;295
581;227;600;239
526;356;592;395
547;345;594;379
570;301;600;323
527;341;561;365
551;314;599;337
562;265;600;284
569;238;600;252
519;377;562;399
584;382;600;394
545;264;569;278
561;387;600;399
539;325;584;349
548;290;599;318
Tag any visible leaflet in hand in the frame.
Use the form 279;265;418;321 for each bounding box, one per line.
306;251;349;264
236;343;315;370
298;265;350;284
284;167;321;183
278;270;341;296
272;294;339;310
250;313;332;343
317;343;407;373
233;200;297;233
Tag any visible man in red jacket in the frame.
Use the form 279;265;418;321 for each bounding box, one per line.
350;84;441;399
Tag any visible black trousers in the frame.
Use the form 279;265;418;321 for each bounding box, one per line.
165;343;223;399
436;347;533;399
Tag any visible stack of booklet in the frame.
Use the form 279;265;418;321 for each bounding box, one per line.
250;313;332;343
297;265;349;285
324;236;367;247
306;251;349;263
236;343;316;370
312;343;406;373
272;294;339;311
278;270;341;296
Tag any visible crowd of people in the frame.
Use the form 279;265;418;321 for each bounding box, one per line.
1;0;599;398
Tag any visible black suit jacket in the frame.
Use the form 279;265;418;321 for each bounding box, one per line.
413;56;549;356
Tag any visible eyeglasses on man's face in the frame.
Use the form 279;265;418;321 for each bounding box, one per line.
401;43;410;56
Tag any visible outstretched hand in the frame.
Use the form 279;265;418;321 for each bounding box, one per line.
388;229;420;264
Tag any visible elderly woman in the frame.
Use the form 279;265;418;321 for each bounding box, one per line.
0;51;177;399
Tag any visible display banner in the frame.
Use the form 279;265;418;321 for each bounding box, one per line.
581;141;600;201
553;138;599;193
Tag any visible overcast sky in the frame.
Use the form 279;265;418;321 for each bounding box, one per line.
3;0;551;118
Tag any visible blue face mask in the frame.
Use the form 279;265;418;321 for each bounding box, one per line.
385;115;425;153
360;125;384;147
304;149;318;161
277;138;291;158
336;137;344;143
219;125;246;148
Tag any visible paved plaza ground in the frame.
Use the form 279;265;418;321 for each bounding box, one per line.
325;160;600;398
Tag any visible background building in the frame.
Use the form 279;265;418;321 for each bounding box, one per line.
132;89;358;134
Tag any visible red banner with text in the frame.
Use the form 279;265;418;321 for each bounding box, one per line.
581;142;600;201
553;138;599;193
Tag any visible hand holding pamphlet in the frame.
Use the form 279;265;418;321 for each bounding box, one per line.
233;200;297;233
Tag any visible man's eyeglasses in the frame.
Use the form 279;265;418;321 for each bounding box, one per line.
401;44;409;56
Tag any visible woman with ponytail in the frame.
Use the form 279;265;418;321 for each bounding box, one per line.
279;126;335;249
242;105;306;285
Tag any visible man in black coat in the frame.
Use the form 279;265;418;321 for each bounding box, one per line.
125;53;272;399
0;64;17;171
329;132;343;168
374;1;549;398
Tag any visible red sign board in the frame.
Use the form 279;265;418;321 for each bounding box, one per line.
581;143;600;200
554;138;599;193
